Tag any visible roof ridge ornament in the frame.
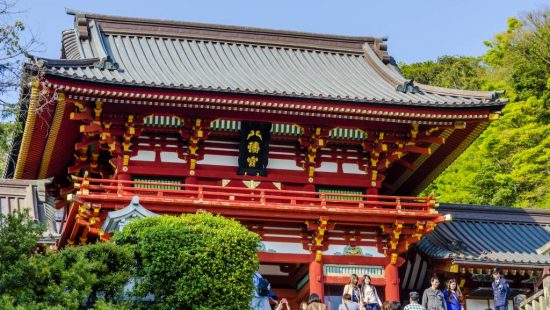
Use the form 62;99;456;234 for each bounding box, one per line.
94;56;120;71
396;79;424;94
75;13;89;40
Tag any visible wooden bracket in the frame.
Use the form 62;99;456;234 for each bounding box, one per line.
299;127;329;182
181;118;211;175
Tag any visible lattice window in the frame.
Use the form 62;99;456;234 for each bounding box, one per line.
317;186;364;201
324;265;384;276
132;177;183;190
143;115;183;128
329;128;365;141
210;120;304;136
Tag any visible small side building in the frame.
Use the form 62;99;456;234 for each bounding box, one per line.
0;179;61;246
403;204;550;310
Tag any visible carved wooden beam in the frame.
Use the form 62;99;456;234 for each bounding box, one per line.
299;127;329;182
180;118;211;176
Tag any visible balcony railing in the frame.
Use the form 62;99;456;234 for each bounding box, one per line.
72;176;437;213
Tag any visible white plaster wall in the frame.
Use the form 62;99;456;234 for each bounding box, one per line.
197;154;239;167
342;163;366;174
267;158;303;171
131;150;156;161
160;151;185;163
262;241;310;254
316;161;338;173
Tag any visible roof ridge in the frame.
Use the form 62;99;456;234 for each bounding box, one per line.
66;9;389;57
439;203;550;224
417;83;505;100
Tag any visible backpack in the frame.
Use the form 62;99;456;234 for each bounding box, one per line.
257;277;270;296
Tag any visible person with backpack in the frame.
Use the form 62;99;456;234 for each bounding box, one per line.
250;271;277;310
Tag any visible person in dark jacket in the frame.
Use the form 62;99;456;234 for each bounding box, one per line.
492;269;511;310
422;277;447;310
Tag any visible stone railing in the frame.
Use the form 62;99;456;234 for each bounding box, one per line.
520;277;549;310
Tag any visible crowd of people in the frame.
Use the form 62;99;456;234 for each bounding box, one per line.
251;269;511;310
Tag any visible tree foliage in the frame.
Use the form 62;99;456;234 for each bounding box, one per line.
0;211;259;309
114;212;260;310
0;211;133;309
402;11;550;208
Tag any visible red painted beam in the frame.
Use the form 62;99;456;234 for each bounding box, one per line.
257;252;390;266
258;252;312;264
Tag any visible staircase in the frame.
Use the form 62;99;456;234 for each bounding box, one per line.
520;277;549;310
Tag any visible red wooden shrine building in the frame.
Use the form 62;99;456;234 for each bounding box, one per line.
6;10;514;309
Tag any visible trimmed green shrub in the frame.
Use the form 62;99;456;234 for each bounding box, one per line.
114;212;260;310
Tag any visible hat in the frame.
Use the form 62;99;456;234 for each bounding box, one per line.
492;268;500;275
409;291;420;300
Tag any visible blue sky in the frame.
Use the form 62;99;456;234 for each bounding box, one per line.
13;0;545;63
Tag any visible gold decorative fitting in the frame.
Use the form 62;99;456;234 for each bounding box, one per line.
315;250;322;262
489;112;501;121
449;264;459;273
390;253;398;264
454;121;466;129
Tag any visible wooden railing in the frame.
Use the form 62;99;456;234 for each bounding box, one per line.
520;277;550;310
72;177;437;213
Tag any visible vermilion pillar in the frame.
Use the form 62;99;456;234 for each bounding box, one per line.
309;259;324;299
117;172;131;181
385;263;399;301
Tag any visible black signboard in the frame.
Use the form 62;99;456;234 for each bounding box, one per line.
237;121;271;176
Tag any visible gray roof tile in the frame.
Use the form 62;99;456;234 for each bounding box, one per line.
32;12;507;108
417;204;550;267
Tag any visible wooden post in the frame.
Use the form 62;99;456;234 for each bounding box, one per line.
367;187;378;195
385;262;400;302
309;256;324;300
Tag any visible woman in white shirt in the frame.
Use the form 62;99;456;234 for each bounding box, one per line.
343;274;362;304
361;275;382;310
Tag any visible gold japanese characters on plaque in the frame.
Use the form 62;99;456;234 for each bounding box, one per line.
238;122;271;176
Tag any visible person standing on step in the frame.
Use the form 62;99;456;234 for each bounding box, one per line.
404;292;425;310
422;277;447;310
361;274;382;310
443;278;463;310
492;269;511;310
343;274;362;305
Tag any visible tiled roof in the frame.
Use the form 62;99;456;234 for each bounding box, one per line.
30;11;507;108
416;204;550;267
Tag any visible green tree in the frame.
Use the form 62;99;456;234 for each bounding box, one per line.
399;55;488;90
114;212;260;310
0;211;133;309
1;242;134;309
0;210;44;296
406;10;550;208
